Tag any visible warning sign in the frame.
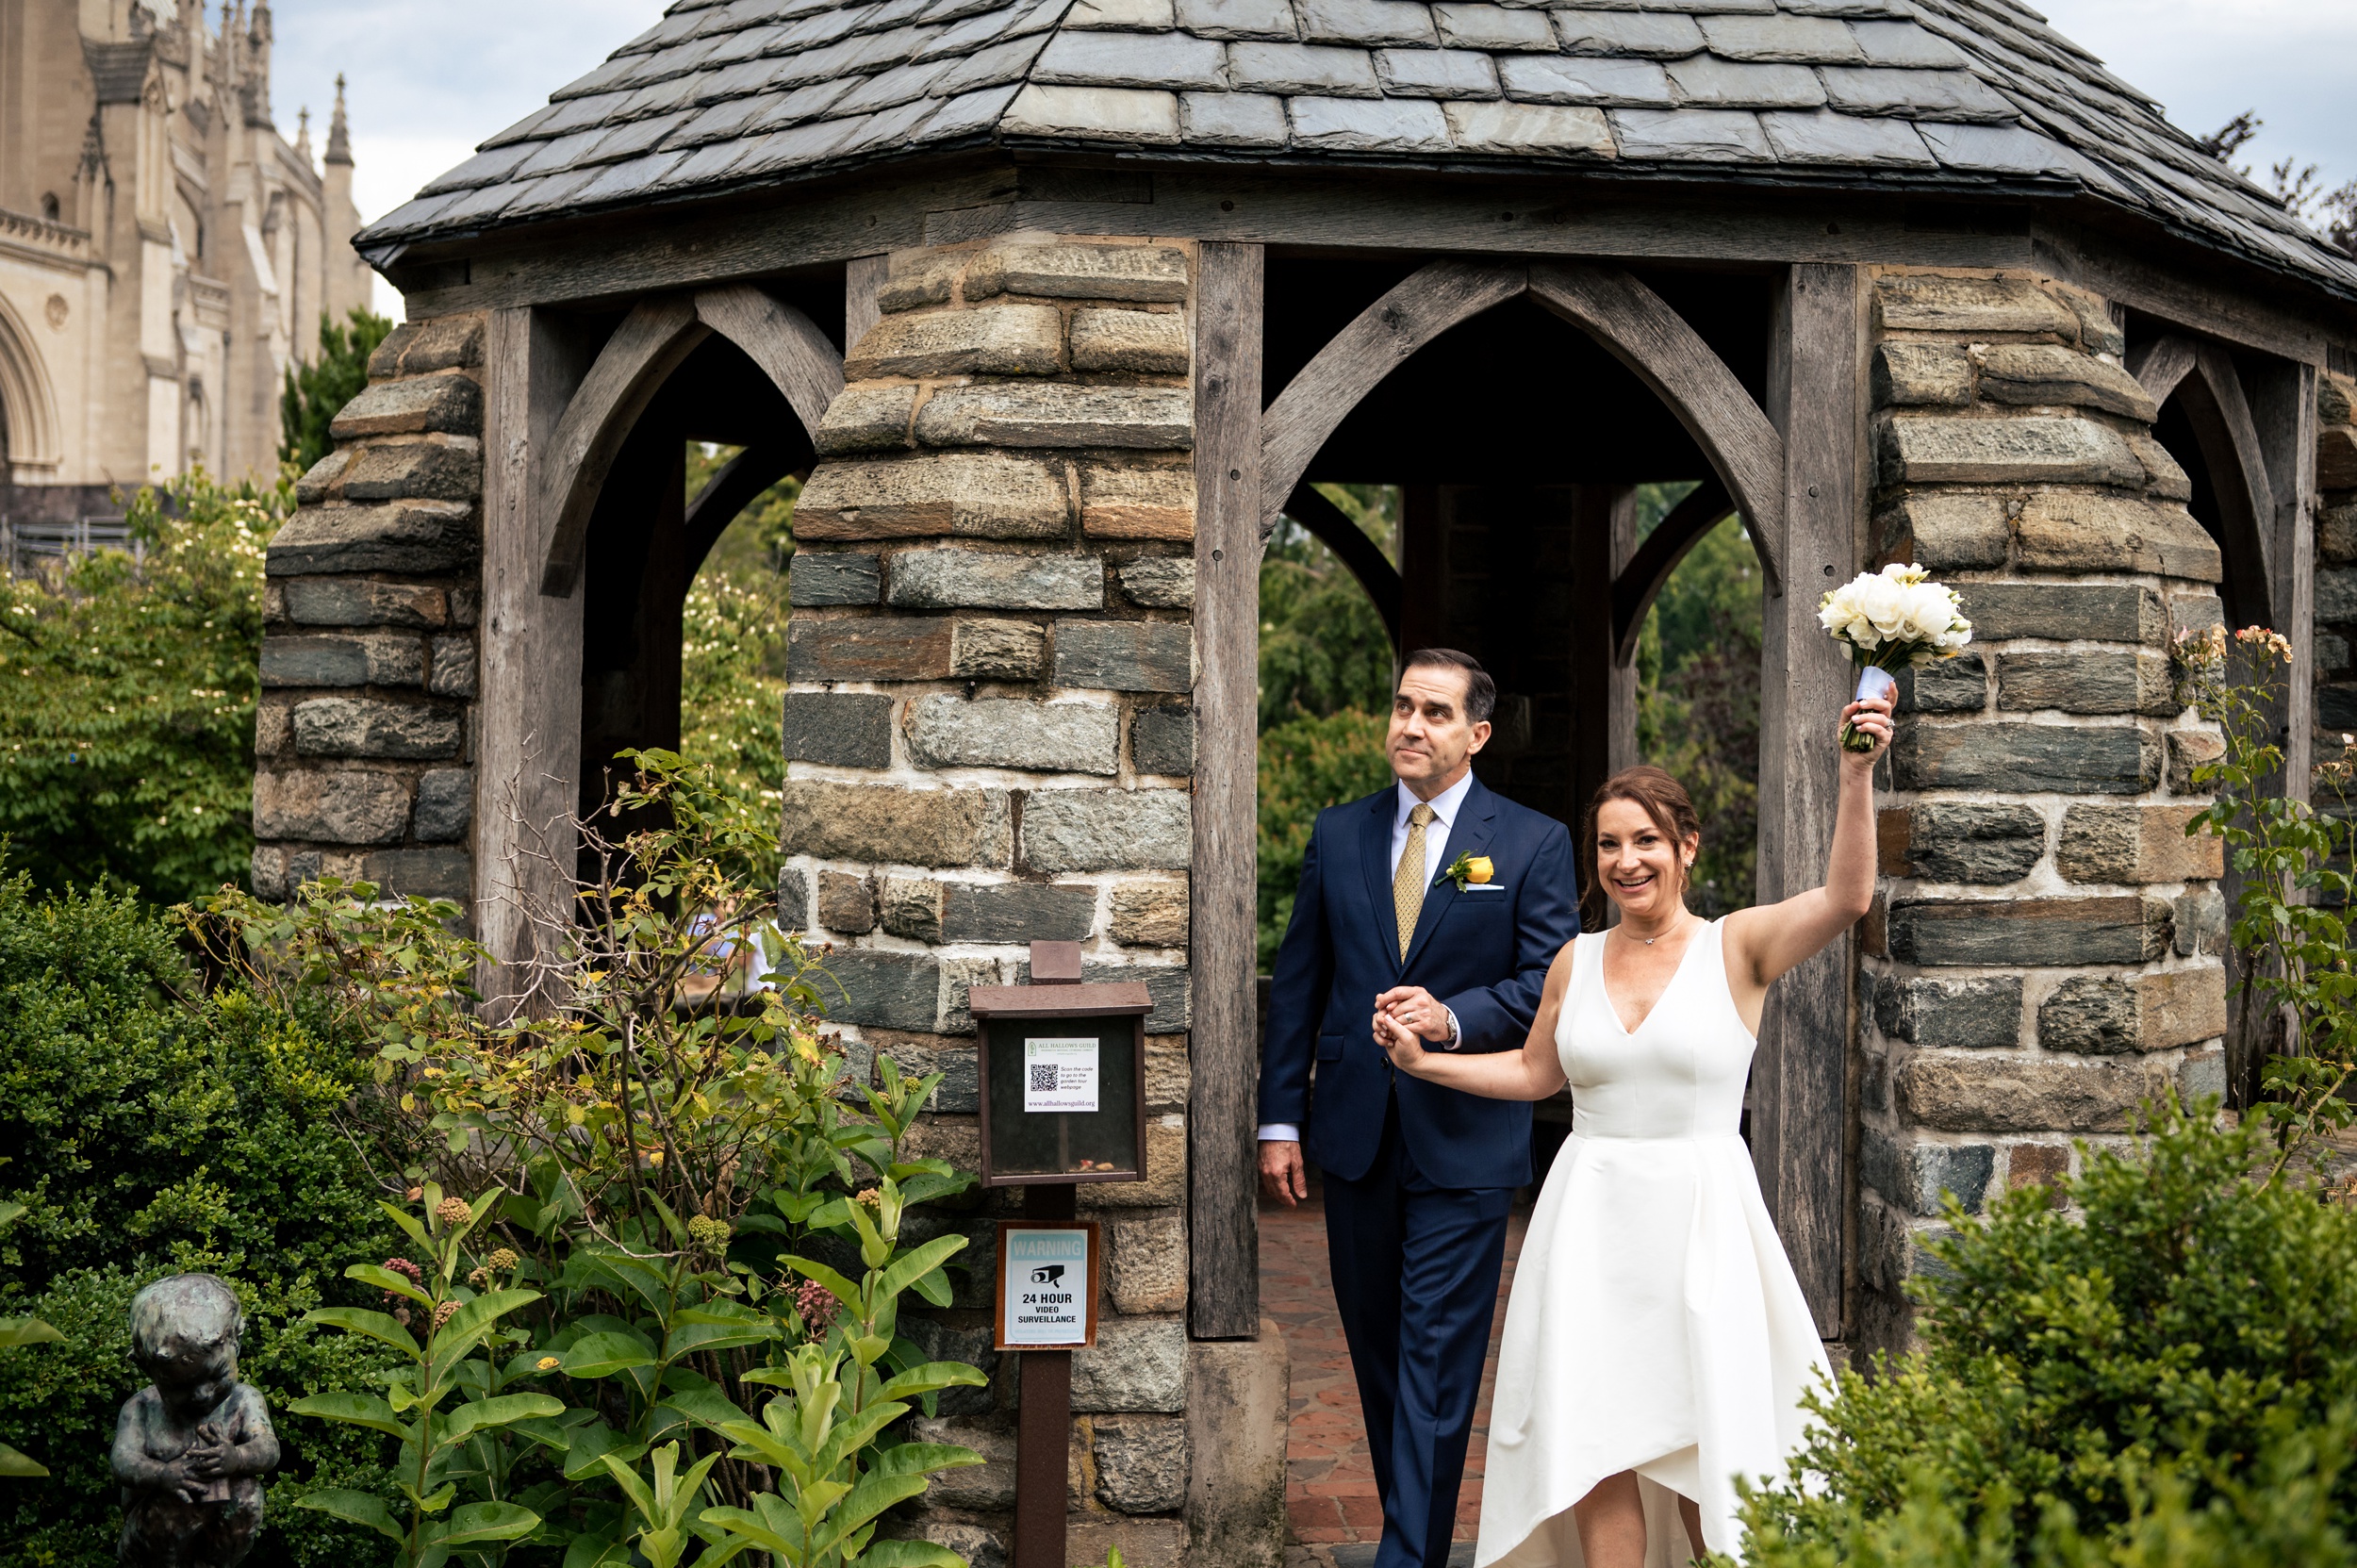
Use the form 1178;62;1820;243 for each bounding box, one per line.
997;1224;1096;1348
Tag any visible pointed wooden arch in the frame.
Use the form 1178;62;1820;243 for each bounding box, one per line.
2131;333;2276;626
1612;475;1735;665
1278;481;1403;648
1256;259;1785;593
537;287;844;593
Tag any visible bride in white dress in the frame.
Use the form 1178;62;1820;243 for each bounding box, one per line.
1373;694;1892;1567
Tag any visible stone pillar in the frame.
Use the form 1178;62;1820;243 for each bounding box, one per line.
2312;371;2357;743
253;316;485;907
786;237;1211;1568
1857;271;2230;1355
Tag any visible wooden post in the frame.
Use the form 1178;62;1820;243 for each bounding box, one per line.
477;306;590;995
1013;1181;1078;1568
2254;358;2318;795
1571;485;1640;830
1190;240;1265;1342
846;254;886;358
1755;263;1862;1337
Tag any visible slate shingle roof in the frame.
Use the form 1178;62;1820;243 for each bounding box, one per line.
359;0;2357;298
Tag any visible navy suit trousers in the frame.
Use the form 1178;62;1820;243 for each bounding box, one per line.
1323;1098;1515;1568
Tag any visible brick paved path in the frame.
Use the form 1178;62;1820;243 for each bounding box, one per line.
1260;1180;1532;1566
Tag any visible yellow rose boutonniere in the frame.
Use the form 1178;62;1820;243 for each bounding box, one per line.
1435;852;1495;893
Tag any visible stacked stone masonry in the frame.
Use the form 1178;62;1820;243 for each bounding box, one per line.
252;316;488;907
1861;269;2231;1356
790;236;1197;1568
2311;371;2357;742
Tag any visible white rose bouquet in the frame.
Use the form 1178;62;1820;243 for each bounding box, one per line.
1819;562;1973;752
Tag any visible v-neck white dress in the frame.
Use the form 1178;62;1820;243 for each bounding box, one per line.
1475;921;1834;1568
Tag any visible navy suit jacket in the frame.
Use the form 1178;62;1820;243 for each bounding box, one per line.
1258;775;1580;1191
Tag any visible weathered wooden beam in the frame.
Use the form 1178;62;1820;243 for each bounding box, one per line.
2174;343;2279;629
846;253;887;357
2036;225;2339;367
1754;261;1863;1340
477;306;591;999
1611;476;1734;665
1527;262;1786;594
1572;485;1640;866
1259;259;1526;532
1191;240;1266;1343
2254;358;2316;793
1277;482;1402;649
693;285;846;434
536;296;708;595
2127;335;2199;404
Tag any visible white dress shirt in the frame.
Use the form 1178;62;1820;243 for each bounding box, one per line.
1260;772;1475;1144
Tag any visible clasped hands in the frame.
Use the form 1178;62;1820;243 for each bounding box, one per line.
1372;984;1448;1075
170;1426;233;1505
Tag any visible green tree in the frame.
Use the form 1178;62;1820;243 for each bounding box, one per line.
280;308;396;474
1258;708;1394;967
1257;485;1395;728
0;469;287;901
682;444;799;808
1635;482;1763;914
1255;485;1399;958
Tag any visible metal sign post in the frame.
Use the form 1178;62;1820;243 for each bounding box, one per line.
971;942;1148;1568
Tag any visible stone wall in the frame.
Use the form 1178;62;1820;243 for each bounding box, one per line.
1858;270;2230;1354
253;317;486;906
785;235;1201;1568
2312;371;2357;739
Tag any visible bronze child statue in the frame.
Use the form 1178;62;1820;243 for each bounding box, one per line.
111;1274;280;1567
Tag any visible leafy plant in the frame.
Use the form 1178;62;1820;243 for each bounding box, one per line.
293;1185;562;1566
0;1203;61;1479
187;751;989;1562
0;469;286;900
1739;1098;2357;1562
2172;621;2357;1139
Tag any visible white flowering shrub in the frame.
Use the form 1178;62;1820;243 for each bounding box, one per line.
0;469;288;900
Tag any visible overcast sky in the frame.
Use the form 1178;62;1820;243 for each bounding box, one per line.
252;0;2356;319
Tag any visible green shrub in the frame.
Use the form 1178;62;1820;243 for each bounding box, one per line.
0;874;400;1566
0;470;286;903
1740;1099;2357;1565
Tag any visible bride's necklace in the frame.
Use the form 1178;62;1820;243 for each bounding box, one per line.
1624;910;1689;947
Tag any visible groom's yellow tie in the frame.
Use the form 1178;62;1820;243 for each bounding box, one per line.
1393;802;1434;960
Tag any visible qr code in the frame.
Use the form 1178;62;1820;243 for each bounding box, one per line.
1030;1064;1060;1093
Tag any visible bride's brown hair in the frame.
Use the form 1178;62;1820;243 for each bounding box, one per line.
1579;766;1703;930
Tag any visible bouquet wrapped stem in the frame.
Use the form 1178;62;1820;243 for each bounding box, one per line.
1820;564;1973;753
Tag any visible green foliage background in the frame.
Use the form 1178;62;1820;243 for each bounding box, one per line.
279;309;395;475
0;876;401;1566
681;445;800;808
0;472;287;903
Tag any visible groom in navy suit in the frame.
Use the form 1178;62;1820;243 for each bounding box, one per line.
1260;649;1580;1568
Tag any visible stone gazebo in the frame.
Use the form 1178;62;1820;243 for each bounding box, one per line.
253;0;2357;1556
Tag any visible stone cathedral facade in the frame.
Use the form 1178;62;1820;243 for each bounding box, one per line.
0;0;371;530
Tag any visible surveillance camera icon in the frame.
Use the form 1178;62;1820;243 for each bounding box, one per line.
1030;1264;1066;1286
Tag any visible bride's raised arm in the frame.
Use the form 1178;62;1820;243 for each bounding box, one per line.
1722;692;1892;1012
